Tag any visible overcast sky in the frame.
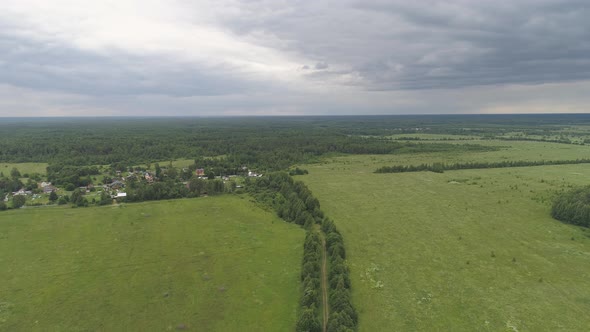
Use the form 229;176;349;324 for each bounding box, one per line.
1;0;589;116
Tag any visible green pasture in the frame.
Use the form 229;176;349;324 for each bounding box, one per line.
0;196;303;331
0;163;48;176
320;139;590;173
299;145;590;331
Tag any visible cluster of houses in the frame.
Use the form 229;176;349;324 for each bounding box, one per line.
9;164;260;197
10;181;57;197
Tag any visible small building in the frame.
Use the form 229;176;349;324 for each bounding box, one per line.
39;181;52;188
13;189;31;196
144;172;154;183
195;168;205;176
110;180;125;189
111;192;127;199
43;185;57;194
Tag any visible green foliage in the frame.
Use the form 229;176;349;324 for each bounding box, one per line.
70;189;87;207
98;191;111;206
0;201;7;211
0;176;24;193
248;173;323;227
296;306;322;332
551;186;590;227
48;191;58;202
0;118;495;172
12;195;25;208
46;164;99;187
10;167;21;178
376;158;590;173
290;168;309;176
250;172;357;330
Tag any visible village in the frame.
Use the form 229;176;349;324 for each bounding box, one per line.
1;163;263;209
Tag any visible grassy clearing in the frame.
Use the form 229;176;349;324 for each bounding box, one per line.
388;133;479;140
319;140;590;174
299;143;590;331
0;196;303;331
0;163;48;176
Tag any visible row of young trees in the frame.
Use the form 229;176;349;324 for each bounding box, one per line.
551;186;590;228
490;136;579;145
247;172;357;331
375;158;590;174
298;231;323;332
322;218;357;331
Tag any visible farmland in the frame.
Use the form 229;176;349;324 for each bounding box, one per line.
3;116;590;331
0;196;303;331
299;139;590;331
0;163;48;176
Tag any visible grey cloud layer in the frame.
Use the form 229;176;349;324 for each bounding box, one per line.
0;0;589;115
225;0;590;90
0;33;266;97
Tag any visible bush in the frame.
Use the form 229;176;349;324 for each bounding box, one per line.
12;195;26;208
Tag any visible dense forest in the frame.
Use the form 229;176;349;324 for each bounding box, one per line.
6;115;589;166
552;186;590;228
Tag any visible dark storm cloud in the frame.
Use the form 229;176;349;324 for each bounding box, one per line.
226;0;590;90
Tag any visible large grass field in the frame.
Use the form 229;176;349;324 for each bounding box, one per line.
0;163;48;176
320;139;590;173
0;195;303;331
299;140;590;331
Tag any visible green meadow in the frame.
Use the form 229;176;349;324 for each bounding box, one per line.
299;140;590;331
0;163;48;176
320;139;590;172
0;196;303;331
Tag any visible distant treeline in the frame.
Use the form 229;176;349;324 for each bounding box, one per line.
551;186;590;228
392;136;475;141
375;158;590;174
488;136;581;145
248;172;357;331
0;118;496;172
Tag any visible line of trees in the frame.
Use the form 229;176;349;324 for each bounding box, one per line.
375;158;590;174
297;231;323;332
551;186;590;228
247;172;357;331
322;218;357;332
489;136;579;145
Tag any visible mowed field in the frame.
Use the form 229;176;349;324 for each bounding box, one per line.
0;196;303;331
299;140;590;331
0;162;48;176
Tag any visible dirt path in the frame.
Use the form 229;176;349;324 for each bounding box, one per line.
320;234;329;332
